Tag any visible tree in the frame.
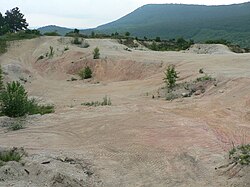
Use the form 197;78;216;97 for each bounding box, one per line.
74;28;79;34
163;65;178;89
78;66;92;80
0;13;9;35
125;32;130;37
0;81;29;117
4;7;28;33
93;47;100;59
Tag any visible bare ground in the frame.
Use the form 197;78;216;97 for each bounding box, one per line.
0;36;250;186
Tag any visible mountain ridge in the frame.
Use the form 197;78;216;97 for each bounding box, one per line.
38;2;250;47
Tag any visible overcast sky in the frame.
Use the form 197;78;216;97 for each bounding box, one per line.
0;0;248;28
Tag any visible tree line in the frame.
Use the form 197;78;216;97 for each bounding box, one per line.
0;7;28;35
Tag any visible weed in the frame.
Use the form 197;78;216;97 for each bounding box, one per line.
196;74;215;82
81;96;112;107
0;148;22;164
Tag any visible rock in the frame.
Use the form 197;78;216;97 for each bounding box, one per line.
219;90;224;93
181;93;189;97
194;90;202;96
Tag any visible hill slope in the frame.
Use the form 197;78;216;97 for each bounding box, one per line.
95;2;250;47
38;25;73;35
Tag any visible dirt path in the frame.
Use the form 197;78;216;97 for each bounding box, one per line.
0;37;250;186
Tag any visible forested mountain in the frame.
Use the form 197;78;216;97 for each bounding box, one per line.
38;2;250;47
95;2;250;47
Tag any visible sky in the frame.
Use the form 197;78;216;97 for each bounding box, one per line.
0;0;249;29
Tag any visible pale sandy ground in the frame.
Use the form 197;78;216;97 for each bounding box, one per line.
0;36;250;186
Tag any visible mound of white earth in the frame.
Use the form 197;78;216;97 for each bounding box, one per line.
186;44;233;54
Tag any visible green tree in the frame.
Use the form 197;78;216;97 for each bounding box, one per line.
78;66;92;80
125;32;130;37
93;47;100;59
74;28;79;34
4;7;28;33
0;81;29;117
164;65;178;89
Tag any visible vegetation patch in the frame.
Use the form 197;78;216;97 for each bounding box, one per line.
0;81;54;117
93;47;100;59
78;66;92;80
0;148;23;167
82;96;112;107
229;144;250;165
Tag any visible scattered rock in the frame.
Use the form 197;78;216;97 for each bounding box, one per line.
194;90;202;96
181;93;189;97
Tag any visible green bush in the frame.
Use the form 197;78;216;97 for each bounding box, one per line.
0;81;54;117
78;66;92;80
229;144;250;165
0;81;30;117
93;47;100;59
163;65;178;89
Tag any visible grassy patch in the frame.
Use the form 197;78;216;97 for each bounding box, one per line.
0;148;22;166
196;74;215;82
82;96;112;107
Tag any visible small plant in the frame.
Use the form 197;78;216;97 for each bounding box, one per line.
8;119;25;131
81;96;112;107
0;148;22;166
229;144;250;165
49;46;54;58
93;47;100;59
163;65;178;89
102;95;112;106
0;81;54;117
78;66;92;80
196;74;215;82
199;68;204;74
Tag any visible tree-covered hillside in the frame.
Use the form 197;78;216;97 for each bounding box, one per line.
94;2;250;48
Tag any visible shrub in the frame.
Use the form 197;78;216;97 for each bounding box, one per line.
8;118;24;131
78;66;92;80
229;144;250;165
93;47;100;59
196;74;215;82
81;96;111;107
163;65;178;89
0;148;22;166
0;81;30;117
0;81;54;117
